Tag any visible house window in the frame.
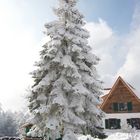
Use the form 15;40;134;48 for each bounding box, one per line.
118;103;127;111
127;118;140;129
105;119;121;129
113;103;118;111
113;102;132;112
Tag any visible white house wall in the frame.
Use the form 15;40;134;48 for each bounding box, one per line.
102;113;140;128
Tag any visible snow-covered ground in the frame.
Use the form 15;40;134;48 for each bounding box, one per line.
78;132;140;140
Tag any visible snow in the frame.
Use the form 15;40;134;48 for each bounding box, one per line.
0;137;20;140
78;132;140;140
1;133;140;140
37;94;47;101
28;0;104;139
73;82;90;95
61;55;76;68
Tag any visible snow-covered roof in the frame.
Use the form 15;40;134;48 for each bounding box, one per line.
21;123;33;128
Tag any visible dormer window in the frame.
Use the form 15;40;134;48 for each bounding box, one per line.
118;103;127;111
113;102;133;112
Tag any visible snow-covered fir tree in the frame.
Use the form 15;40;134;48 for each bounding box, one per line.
28;0;105;139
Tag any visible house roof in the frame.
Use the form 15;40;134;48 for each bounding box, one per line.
100;76;140;109
21;123;33;128
101;92;109;100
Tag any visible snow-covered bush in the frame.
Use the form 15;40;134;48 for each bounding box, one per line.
121;122;138;140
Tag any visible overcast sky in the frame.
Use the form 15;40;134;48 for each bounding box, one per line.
0;0;140;111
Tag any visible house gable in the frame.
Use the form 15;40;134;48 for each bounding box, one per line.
101;76;140;113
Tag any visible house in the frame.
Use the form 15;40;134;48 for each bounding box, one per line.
20;123;33;137
20;123;43;140
100;76;140;130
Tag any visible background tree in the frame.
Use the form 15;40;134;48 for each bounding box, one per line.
28;0;105;139
0;109;18;137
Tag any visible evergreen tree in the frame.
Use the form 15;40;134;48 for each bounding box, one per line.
0;110;18;137
28;0;105;139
